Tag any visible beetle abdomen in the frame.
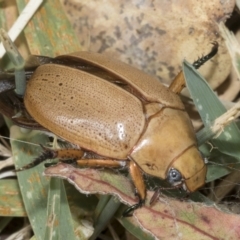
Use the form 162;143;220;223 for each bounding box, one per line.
24;64;145;158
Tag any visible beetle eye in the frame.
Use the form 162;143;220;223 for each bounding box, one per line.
167;168;182;185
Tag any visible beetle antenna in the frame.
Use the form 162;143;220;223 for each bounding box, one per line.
150;184;183;205
192;41;219;69
15;144;58;172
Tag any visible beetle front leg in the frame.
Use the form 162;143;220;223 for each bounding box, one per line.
169;41;219;94
78;158;146;216
123;161;146;217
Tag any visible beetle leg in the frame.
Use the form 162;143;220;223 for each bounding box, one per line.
122;161;146;217
76;159;127;168
192;41;219;69
45;159;78;168
150;183;184;205
77;159;146;217
169;41;219;94
168;71;186;94
15;145;84;171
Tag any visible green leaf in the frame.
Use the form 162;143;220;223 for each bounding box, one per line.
183;60;240;182
0;179;26;216
16;0;81;56
44;179;76;240
1;1;84;239
11;126;51;239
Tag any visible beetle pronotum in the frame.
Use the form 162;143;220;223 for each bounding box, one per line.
10;42;218;216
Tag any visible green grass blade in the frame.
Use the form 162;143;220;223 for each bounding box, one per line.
183;60;240;182
0;179;26;217
11;126;51;240
90;196;121;240
16;0;81;56
44;179;76;240
3;1;83;239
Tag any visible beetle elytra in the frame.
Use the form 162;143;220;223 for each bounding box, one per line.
14;42;218;216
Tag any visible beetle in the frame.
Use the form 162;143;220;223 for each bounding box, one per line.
13;42;218;216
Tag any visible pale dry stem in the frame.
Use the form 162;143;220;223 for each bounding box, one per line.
211;101;240;138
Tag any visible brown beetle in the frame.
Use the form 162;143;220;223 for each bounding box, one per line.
14;42;218;216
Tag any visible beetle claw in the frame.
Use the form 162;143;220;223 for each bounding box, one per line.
122;199;145;217
192;41;218;69
15;145;58;172
150;182;185;205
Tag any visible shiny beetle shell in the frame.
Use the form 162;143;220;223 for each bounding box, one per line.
24;51;206;193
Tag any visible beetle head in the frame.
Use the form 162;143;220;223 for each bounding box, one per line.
168;145;207;192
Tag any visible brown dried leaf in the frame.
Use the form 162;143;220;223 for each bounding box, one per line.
44;163;137;206
45;163;240;239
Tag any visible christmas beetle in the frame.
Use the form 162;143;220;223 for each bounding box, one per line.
14;42;218;216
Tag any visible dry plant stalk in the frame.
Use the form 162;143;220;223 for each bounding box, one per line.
211;101;240;137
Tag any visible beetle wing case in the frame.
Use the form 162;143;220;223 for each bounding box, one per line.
24;64;145;159
24;51;186;160
57;52;185;109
